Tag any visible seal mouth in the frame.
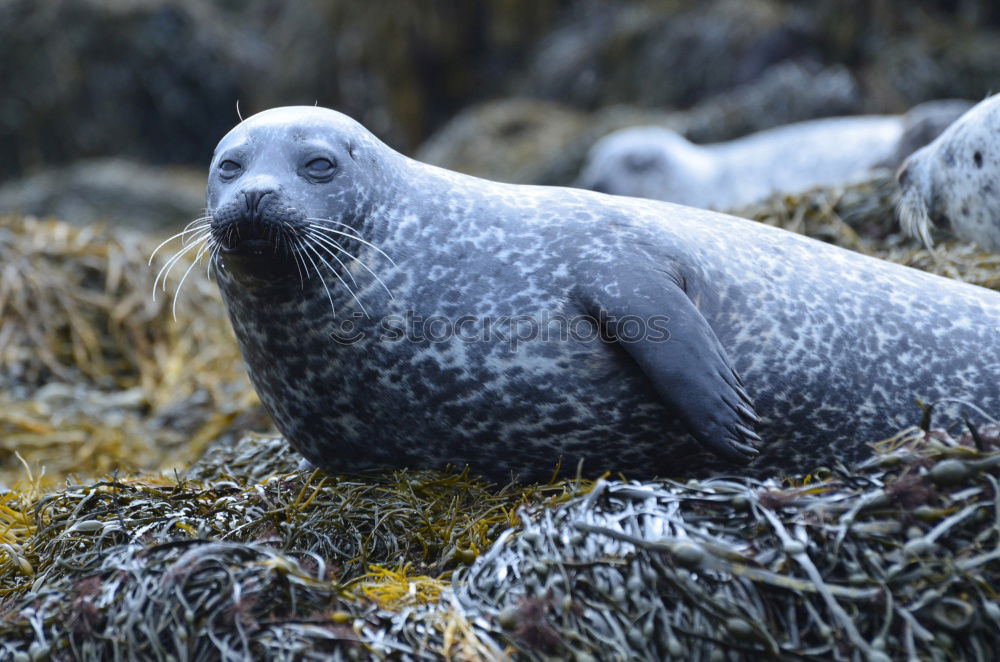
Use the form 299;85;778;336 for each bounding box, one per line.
216;222;293;255
210;198;312;258
222;237;284;256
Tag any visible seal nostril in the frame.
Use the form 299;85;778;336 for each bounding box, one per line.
974;151;983;168
243;190;274;219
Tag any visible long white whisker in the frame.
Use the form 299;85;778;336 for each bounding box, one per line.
304;216;364;239
304;229;394;300
148;222;211;265
301;238;369;317
301;231;358;287
287;235;306;288
304;221;397;266
153;231;211;299
171;241;211;321
154;235;209;297
297;241;336;318
207;241;222;281
184;215;212;233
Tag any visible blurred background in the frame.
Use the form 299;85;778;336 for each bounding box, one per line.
1;0;999;229
1;0;1000;487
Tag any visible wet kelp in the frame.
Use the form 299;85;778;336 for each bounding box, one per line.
1;424;998;659
0;433;582;660
0;215;262;489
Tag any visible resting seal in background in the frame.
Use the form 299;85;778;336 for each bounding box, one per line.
177;106;1000;482
897;94;1000;252
576;103;970;210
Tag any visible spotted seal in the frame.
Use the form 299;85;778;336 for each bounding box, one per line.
183;106;1000;482
576;105;969;210
896;94;1000;252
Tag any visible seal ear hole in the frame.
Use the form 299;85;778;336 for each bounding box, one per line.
974;151;983;168
347;143;358;161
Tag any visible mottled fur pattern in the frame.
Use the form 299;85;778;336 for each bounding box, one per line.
208;107;1000;482
897;93;1000;252
575;117;905;209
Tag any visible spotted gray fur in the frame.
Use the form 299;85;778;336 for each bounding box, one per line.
897;93;1000;252
204;106;1000;482
575;116;906;209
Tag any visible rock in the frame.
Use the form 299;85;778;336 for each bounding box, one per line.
520;0;811;110
0;159;205;231
0;0;261;178
674;60;863;143
864;29;1000;110
415;99;589;184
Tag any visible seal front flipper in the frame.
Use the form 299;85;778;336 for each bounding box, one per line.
582;277;761;464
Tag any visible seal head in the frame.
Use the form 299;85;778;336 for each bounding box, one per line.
208;107;396;288
575;127;719;207
896;93;1000;252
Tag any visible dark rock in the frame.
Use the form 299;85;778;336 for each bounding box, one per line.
0;159;205;231
675;60;862;143
415;99;590;184
520;0;813;110
0;0;261;179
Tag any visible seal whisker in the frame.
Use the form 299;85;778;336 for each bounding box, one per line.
171;240;211;320
153;230;212;299
183;215;212;233
304;229;394;300
305;220;397;266
287;234;307;289
296;239;338;318
300;235;369;317
207;241;222;281
148;222;211;265
301;230;359;287
304;216;364;239
181;219;212;246
156;234;210;295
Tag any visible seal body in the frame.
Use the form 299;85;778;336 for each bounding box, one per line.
575;116;906;209
206;107;1000;482
897;94;1000;252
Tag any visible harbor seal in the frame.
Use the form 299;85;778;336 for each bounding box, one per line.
576;105;969;210
896;94;1000;252
190;106;1000;482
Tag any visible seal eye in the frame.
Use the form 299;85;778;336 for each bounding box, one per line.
219;160;242;180
305;158;336;180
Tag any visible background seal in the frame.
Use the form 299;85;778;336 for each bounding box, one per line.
897;93;1000;252
577;103;970;210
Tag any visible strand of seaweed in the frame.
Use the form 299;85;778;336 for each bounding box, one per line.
1;424;998;660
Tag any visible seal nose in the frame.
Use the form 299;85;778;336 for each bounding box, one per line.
244;189;274;221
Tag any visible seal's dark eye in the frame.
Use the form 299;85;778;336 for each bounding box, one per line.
305;158;336;179
219;160;242;179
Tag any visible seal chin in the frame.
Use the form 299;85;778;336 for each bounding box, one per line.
212;217;305;281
